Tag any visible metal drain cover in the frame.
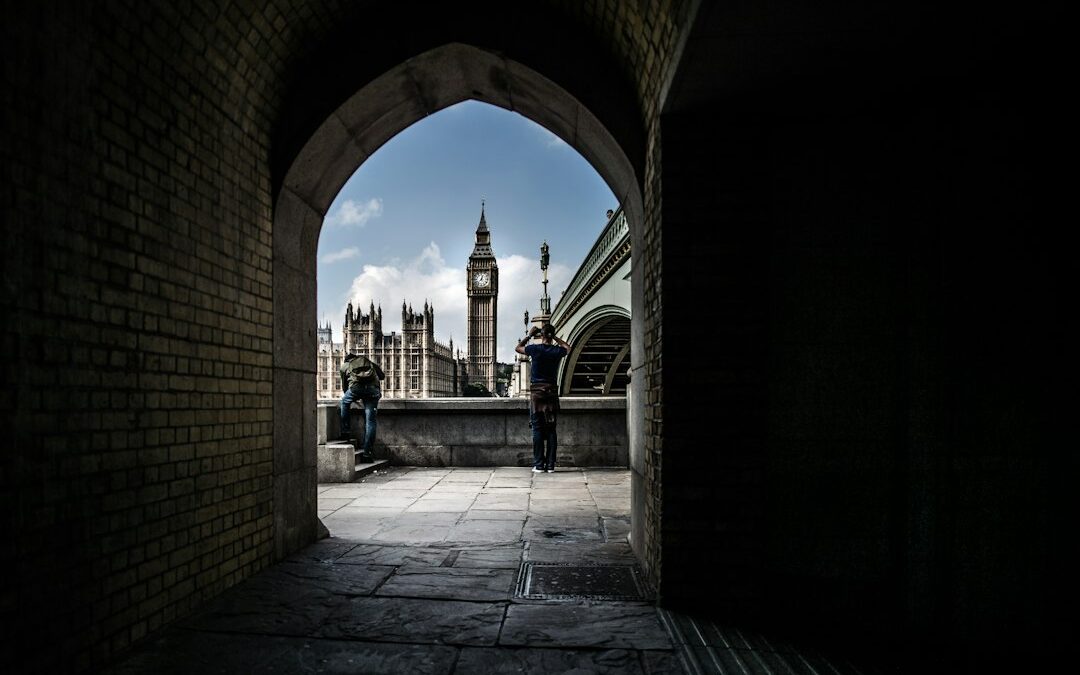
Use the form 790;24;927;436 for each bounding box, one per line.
516;562;646;601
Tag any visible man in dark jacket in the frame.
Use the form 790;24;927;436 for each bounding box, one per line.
516;323;572;473
339;352;385;462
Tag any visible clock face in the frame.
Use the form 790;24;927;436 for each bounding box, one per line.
474;272;489;288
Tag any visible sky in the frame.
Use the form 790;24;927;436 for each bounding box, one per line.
316;100;618;363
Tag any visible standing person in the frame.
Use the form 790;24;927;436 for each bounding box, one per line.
339;352;385;463
516;323;571;473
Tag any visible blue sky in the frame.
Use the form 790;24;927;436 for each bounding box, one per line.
316;101;618;362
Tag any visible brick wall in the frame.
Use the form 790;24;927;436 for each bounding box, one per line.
1;2;284;668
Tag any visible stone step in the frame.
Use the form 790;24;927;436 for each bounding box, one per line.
355;457;391;479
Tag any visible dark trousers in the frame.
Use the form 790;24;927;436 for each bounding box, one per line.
340;385;381;454
530;410;557;470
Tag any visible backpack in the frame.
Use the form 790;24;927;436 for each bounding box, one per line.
346;356;378;388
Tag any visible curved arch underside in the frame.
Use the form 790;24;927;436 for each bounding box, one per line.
278;42;643;228
562;315;631;395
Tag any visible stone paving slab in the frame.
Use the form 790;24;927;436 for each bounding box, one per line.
603;517;631;540
337;543;451;566
427;484;485;494
183;559;392;603
376;566;517;601
441;471;494;483
529;504;600;518
529;496;597;507
405;498;475;513
320;486;375;498
487;477;534;488
526;540;638;564
102;631;300;674
447;519;524;543
529;481;591;492
283;539;359;563
522;516;604;542
180;583;344;636
533;473;587;484
591;498;632;509
379;511;462;526
529;491;595;501
371;522;455;544
464;509;528;521
473;493;530;509
455;646;648;674
588;486;632;496
269;638;457;675
583;469;632;480
105;629;461;675
318;497;357;511
454;546;524;569
378;480;444;490
351;488;429;499
337;505;408;517
253;561;394;596
321;514;388;540
641;650;689;674
320;597;506;646
500;604;672;649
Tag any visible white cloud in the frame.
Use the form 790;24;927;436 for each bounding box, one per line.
320;247;360;264
327;198;383;227
496;254;572;360
344;243;572;363
539;127;568;149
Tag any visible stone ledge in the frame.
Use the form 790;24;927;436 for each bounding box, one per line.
317;397;629;468
318;396;626;412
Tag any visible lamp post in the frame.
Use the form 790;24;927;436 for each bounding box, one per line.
540;241;550;315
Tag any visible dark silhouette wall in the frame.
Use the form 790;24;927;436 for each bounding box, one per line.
655;4;1068;671
1;1;1064;672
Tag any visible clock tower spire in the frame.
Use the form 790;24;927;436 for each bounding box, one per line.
466;201;498;394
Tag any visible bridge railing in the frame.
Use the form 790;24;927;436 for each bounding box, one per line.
551;207;629;327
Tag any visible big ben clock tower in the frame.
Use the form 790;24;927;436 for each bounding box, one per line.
466;202;498;393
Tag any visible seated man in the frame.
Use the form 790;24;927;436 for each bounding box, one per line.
516;323;572;473
339;352;385;463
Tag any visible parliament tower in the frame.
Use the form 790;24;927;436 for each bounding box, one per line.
466;203;498;393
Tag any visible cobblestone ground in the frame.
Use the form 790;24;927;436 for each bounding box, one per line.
106;468;903;674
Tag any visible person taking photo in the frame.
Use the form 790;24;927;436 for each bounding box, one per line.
516;323;571;473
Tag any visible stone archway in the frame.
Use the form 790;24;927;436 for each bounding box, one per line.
270;42;647;563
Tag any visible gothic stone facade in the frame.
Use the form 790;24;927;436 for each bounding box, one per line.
317;302;465;400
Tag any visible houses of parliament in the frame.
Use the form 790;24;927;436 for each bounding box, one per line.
316;206;499;399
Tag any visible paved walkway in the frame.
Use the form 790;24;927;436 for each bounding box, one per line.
106;467;904;674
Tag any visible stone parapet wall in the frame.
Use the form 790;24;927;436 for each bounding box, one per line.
317;398;628;468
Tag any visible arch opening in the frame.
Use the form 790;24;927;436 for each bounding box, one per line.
271;42;647;563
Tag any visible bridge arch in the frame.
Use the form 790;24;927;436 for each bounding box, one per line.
560;305;631;396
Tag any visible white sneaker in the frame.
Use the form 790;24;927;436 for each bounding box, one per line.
546;468;554;473
532;467;542;473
